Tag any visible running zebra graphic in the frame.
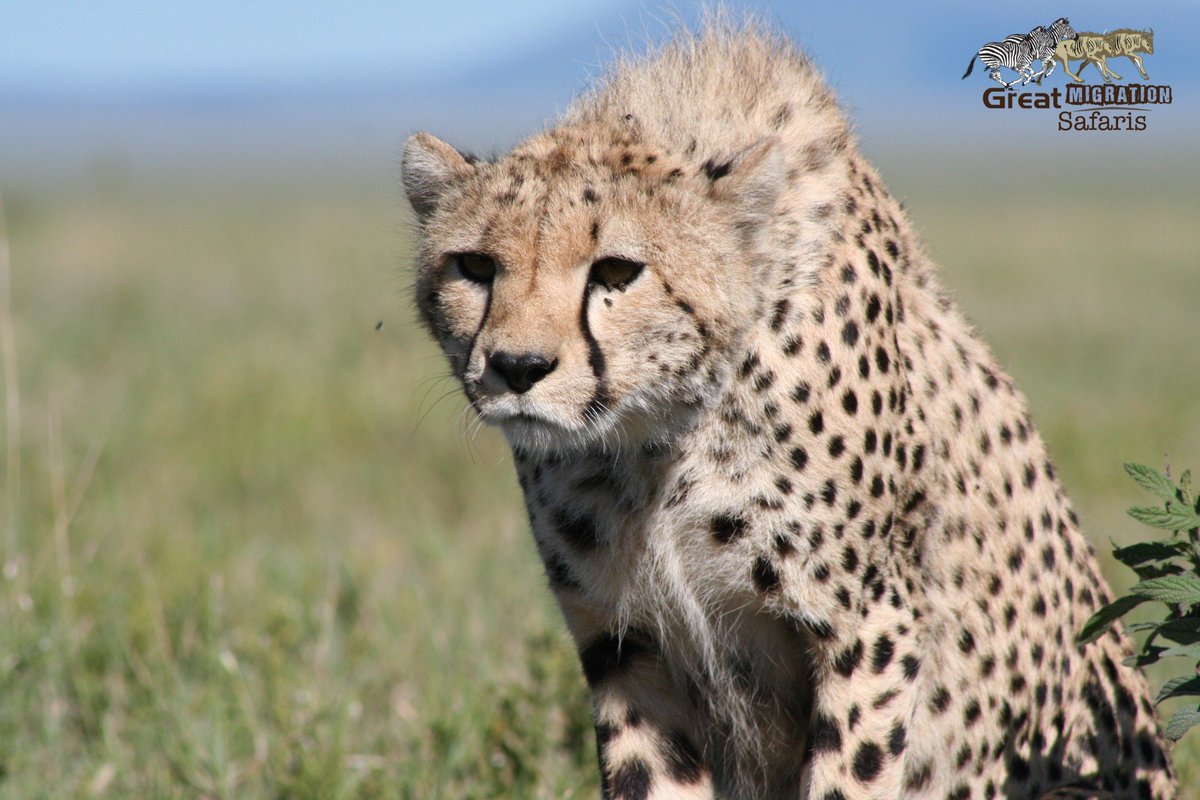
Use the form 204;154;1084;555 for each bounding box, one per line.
962;28;1044;89
1003;17;1078;83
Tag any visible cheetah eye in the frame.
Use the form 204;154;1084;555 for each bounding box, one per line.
454;252;496;284
589;257;644;292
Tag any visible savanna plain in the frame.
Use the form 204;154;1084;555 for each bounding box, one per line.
0;154;1197;798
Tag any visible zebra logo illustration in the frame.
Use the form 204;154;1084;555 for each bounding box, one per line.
963;17;1079;89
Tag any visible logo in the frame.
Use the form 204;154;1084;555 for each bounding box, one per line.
962;18;1171;132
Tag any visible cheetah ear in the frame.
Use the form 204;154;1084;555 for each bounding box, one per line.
402;133;477;220
704;136;784;221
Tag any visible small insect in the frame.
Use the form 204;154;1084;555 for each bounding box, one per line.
375;321;383;331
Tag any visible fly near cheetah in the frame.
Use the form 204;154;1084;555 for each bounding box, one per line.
401;19;1176;800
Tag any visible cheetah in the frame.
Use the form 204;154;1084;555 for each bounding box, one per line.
400;20;1176;800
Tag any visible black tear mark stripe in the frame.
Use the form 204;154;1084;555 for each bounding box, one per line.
579;286;611;419
464;278;494;377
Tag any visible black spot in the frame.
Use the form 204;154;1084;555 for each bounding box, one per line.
770;299;790;331
790;447;809;471
1006;753;1031;781
852;741;884;783
809;712;842;754
963;699;981;726
887;722;907;756
590;221;600;240
821;479;837;506
711;514;748;544
904;762;932;791
849;456;864;484
867;250;880;275
841;263;857;283
958;629;976;655
544;552;580;590
752;557;781;593
833;639;864;677
842;321;860;347
901;654;920;681
828;435;846;458
874;346;890;373
841;545;859;573
1007;547;1024;572
580;631;650;687
610;757;652;799
595;721;618;747
702;158;733;181
930;686;951;714
871;635;894;673
738;351;759;378
809;411;824;434
661;730;705;784
792;381;811;403
583;187;598;204
554;509;601;550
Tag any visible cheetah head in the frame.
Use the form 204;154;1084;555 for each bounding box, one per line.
402;128;784;455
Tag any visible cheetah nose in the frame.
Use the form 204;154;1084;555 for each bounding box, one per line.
487;351;558;394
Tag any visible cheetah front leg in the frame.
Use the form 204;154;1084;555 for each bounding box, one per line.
588;639;713;799
770;571;921;799
558;601;713;800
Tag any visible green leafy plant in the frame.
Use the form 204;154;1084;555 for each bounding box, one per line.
1079;463;1200;744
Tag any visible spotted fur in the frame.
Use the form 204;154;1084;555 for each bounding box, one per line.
401;19;1176;800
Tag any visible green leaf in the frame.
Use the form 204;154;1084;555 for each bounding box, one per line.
1130;576;1200;605
1129;506;1200;532
1164;705;1200;742
1155;619;1200;645
1124;647;1165;668
1125;462;1179;503
1157;676;1200;705
1157;644;1200;660
1078;595;1147;644
1111;540;1188;568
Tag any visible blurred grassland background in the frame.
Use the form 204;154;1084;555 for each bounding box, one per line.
2;1;1200;797
1;155;1197;799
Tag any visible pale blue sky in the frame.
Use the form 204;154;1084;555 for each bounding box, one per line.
1;1;1196;180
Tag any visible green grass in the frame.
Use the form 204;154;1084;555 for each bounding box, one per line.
0;161;1197;797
